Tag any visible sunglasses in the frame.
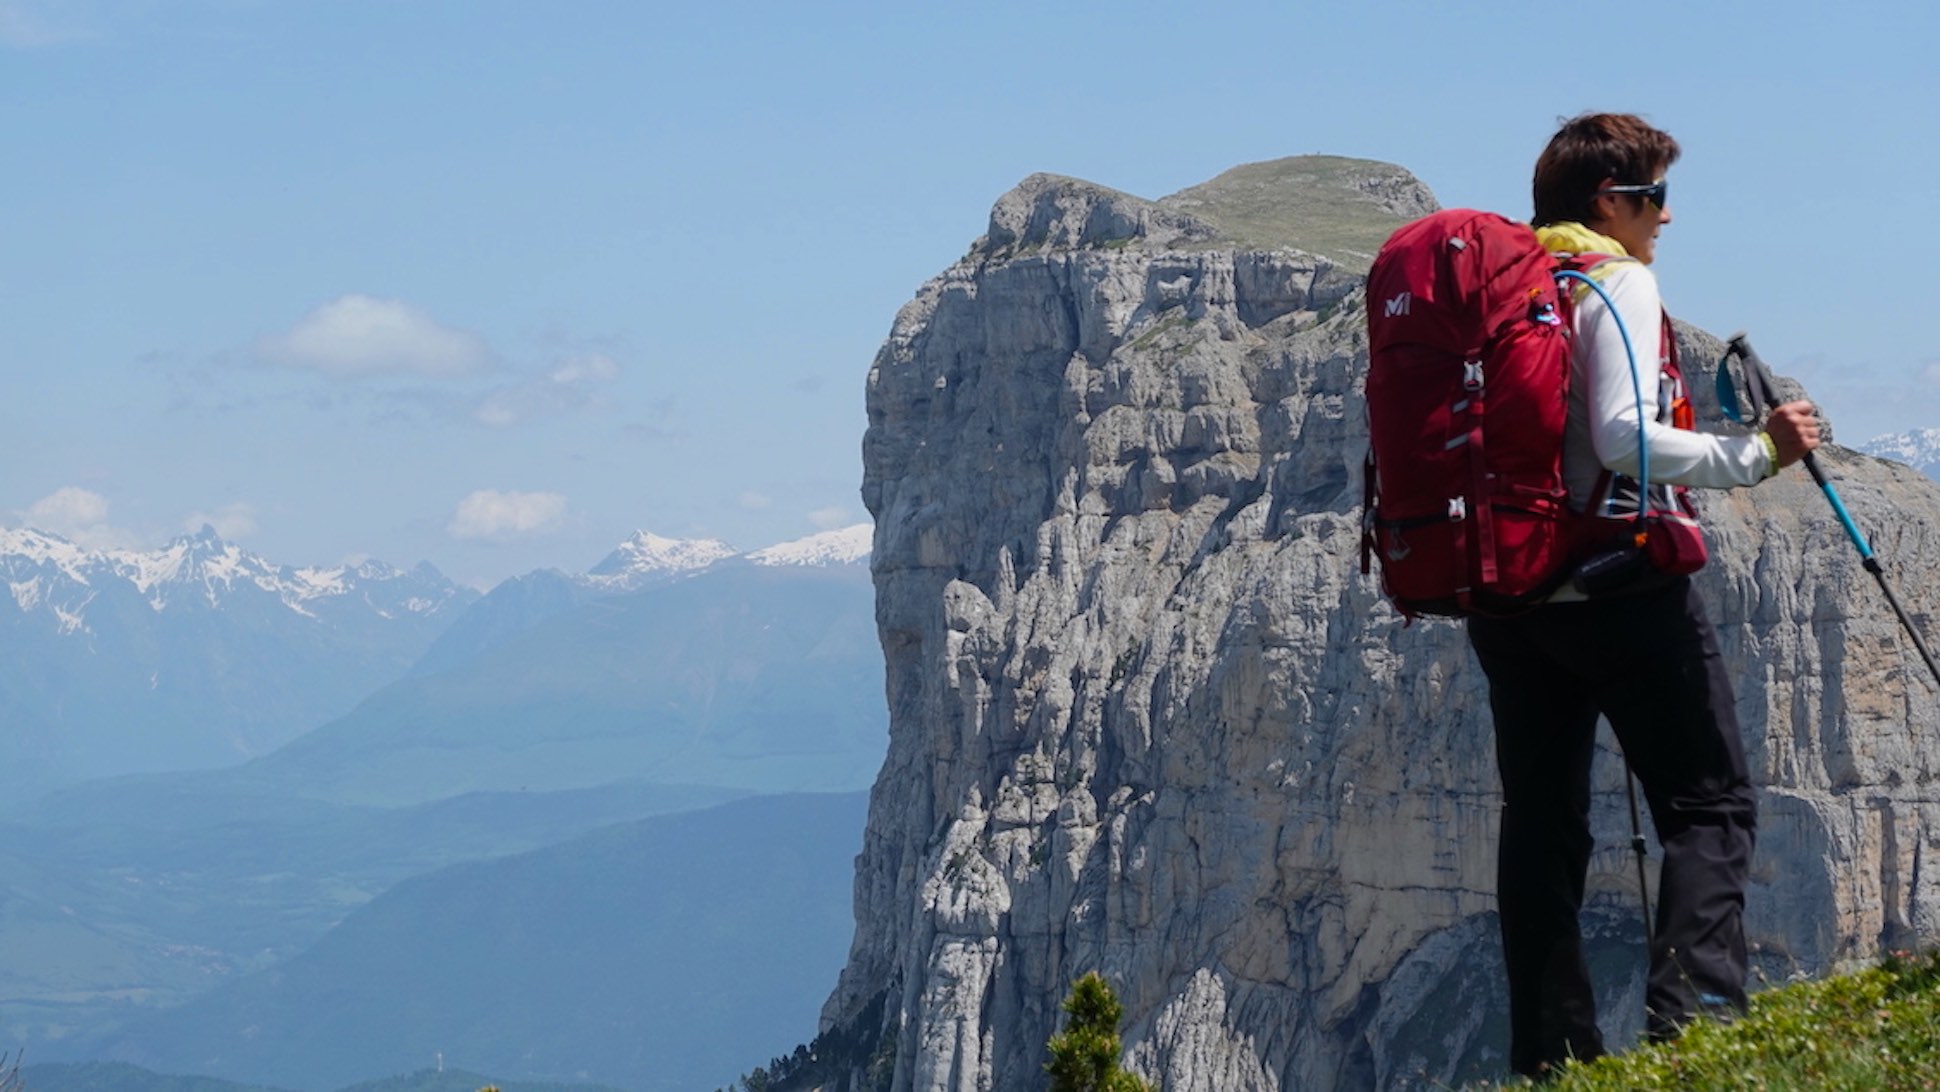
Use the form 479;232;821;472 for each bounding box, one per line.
1598;181;1668;209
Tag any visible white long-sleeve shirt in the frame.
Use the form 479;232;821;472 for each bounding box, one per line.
1564;257;1772;512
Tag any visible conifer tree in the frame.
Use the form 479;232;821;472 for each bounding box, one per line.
1046;972;1156;1092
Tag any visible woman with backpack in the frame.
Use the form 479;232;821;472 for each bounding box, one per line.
1467;112;1821;1078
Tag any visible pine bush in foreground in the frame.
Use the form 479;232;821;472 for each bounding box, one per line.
1046;972;1156;1092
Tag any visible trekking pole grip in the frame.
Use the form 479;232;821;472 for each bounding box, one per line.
1727;333;1835;488
1725;333;1784;412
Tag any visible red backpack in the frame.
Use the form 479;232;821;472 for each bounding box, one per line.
1360;209;1578;618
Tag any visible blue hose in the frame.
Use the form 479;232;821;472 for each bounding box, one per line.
1555;268;1649;515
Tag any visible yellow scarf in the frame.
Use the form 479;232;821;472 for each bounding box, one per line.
1534;221;1638;300
1534;220;1628;258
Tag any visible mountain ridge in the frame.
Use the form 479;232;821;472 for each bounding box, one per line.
0;524;469;630
1;520;875;621
582;522;872;591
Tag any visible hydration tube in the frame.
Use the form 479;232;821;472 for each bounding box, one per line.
1554;268;1652;519
1552;263;1657;948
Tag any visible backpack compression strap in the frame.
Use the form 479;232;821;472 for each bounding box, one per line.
1461;356;1494;596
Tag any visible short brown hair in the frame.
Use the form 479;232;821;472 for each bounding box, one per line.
1532;113;1681;227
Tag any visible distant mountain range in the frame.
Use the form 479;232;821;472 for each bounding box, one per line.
415;525;873;676
0;526;476;791
0;521;873;639
585;523;873;590
247;562;887;807
1861;427;1940;480
0;522;876;796
0;524;469;625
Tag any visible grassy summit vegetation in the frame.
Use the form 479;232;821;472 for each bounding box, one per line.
1482;949;1940;1090
1158;155;1431;272
981;155;1432;272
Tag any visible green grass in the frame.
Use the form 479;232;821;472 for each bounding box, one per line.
981;155;1430;272
1157;155;1429;272
1474;950;1940;1090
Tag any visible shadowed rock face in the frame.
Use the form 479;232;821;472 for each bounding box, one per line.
821;157;1940;1091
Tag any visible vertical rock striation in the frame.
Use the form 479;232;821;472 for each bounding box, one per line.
818;157;1940;1090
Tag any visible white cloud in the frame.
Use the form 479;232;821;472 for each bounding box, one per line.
28;486;108;528
1924;361;1940;387
473;352;622;428
182;503;258;540
547;352;621;385
20;487;137;549
258;295;491;379
738;491;774;511
447;489;568;541
472;391;533;429
808;505;853;531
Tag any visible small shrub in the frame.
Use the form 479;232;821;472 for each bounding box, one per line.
1046;972;1156;1092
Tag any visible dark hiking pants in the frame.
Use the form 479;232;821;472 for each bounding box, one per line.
1467;577;1757;1077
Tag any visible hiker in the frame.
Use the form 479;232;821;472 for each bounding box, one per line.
1465;113;1822;1077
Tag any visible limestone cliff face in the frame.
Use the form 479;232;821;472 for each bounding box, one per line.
821;157;1940;1091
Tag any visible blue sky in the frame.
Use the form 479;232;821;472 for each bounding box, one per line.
3;0;1934;587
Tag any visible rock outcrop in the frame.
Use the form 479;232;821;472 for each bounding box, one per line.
817;156;1940;1090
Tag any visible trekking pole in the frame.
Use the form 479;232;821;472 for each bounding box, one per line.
1624;769;1654;948
1720;333;1940;692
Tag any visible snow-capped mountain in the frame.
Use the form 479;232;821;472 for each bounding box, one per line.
409;525;876;677
1862;428;1940;481
746;523;873;567
583;531;739;589
2;524;469;630
0;525;478;795
578;524;872;591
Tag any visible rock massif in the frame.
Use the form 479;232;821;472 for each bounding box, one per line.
814;157;1940;1090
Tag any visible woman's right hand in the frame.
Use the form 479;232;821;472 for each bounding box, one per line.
1764;400;1823;468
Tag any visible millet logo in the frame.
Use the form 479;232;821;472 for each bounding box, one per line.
1384;292;1411;317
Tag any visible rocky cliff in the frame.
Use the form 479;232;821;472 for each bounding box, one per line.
817;157;1940;1090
